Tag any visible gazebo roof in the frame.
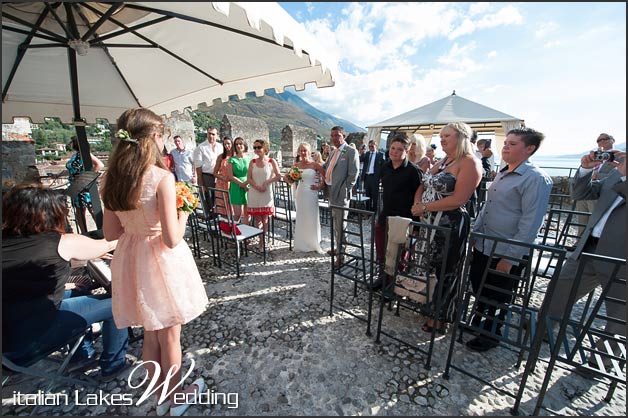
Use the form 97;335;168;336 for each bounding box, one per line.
368;91;522;133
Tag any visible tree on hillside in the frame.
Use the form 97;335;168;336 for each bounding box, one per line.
189;110;221;144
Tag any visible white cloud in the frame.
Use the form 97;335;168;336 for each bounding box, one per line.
293;3;626;156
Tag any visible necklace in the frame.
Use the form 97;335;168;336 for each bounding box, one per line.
438;157;454;172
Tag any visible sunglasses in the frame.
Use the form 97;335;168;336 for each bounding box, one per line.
597;138;611;142
253;146;263;150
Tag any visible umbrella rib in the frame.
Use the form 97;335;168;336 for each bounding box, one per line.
63;3;80;40
2;24;62;43
1;11;66;43
44;2;71;39
124;3;310;57
92;16;172;43
71;4;143;108
2;6;53;102
81;2;224;86
81;3;122;42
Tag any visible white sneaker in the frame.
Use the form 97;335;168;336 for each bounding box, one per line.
170;378;206;417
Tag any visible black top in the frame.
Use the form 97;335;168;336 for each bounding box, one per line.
2;232;69;352
379;158;423;225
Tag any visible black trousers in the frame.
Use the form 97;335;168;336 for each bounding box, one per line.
469;248;526;334
363;174;379;213
201;172;216;210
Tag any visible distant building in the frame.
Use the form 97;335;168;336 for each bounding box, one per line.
2;117;33;141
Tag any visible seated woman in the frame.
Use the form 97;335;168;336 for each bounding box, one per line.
2;184;130;381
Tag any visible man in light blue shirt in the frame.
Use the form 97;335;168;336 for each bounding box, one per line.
466;128;553;352
171;135;196;183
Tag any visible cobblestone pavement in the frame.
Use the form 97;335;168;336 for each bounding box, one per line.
2;227;625;416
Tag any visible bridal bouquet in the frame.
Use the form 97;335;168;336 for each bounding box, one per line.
175;181;199;214
287;166;303;183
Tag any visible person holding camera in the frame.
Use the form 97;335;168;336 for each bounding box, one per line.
574;133;617;232
544;149;625;368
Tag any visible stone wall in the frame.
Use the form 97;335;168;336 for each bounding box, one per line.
281;125;317;169
164;111;196;152
2;140;37;187
221;114;269;159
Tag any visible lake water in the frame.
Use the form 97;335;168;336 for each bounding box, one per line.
491;156;582;177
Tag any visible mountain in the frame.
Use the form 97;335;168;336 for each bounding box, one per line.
196;90;365;140
548;142;625;158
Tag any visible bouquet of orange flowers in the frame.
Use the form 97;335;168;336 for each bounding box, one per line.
175;181;199;214
287;166;303;183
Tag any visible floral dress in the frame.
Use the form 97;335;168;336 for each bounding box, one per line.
418;168;470;323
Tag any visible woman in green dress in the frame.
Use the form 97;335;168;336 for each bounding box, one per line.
225;137;251;224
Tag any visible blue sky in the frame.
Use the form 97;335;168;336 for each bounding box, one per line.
278;2;626;156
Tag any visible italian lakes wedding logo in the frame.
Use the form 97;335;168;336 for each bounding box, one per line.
11;359;238;410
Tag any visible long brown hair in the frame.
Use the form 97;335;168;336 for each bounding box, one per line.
101;108;166;211
2;184;68;236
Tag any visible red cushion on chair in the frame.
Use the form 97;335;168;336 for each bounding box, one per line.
219;221;241;235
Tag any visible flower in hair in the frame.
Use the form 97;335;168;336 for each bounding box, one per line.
115;129;138;144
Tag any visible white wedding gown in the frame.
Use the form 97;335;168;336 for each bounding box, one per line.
293;168;324;253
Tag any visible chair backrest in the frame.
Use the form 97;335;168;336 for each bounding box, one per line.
539;208;590;249
391;220;452;310
207;186;239;239
272;180;294;222
462;232;567;347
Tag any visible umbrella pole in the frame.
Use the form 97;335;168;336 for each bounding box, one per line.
69;48;103;233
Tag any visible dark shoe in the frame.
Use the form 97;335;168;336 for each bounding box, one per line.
334;256;344;267
370;277;384;290
466;336;500;352
326;249;338;256
101;358;134;382
422;321;446;335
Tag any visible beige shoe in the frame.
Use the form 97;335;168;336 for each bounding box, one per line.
170;378;206;416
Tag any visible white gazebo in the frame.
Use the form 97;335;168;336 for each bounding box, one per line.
367;91;524;157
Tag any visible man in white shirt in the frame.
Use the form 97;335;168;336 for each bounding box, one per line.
171;135;195;183
193;126;223;209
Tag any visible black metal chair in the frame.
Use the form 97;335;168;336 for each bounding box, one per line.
374;219;453;370
2;326;98;395
328;204;377;336
207;186;266;277
189;186;220;265
514;253;626;415
443;233;567;406
318;189;331;226
271;179;296;250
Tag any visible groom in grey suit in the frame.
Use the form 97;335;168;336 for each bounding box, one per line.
323;126;360;262
546;150;626;339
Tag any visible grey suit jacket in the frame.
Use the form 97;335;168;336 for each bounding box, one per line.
570;168;625;263
323;145;360;204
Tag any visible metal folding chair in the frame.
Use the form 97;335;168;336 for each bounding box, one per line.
514;253;626;415
443;232;567;409
328;204;377;336
270;180;296;250
374;220;453;370
208;186;266;277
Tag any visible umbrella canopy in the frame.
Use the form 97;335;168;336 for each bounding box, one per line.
366;91;524;148
2;1;335;123
2;2;335;231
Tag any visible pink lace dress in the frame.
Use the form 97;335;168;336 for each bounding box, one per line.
109;166;208;331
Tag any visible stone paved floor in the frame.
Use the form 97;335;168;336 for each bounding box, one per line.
2;225;625;416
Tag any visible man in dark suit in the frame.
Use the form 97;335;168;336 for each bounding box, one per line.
360;140;385;213
546;149;626;342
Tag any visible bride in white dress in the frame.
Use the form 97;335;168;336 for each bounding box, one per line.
285;142;326;254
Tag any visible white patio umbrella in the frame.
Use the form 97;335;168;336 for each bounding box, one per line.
2;1;335;228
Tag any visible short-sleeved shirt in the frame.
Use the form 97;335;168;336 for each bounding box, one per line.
379;158;423;226
171;147;194;182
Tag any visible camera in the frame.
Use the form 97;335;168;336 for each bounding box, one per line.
593;150;615;162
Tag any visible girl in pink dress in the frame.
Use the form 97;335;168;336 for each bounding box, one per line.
246;139;281;250
102;108;208;416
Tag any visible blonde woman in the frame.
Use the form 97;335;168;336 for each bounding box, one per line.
285;142;326;254
408;133;431;173
246;139;281;250
410;122;482;333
